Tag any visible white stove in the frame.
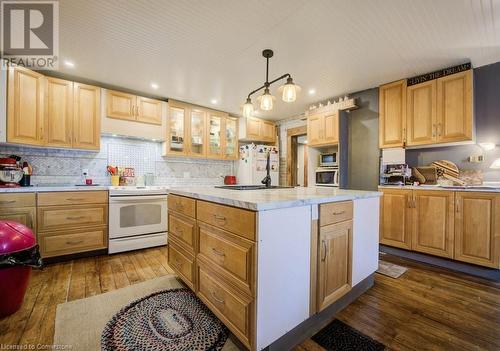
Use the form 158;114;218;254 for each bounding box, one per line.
108;186;169;254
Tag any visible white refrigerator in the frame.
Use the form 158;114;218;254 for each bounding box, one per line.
237;144;279;185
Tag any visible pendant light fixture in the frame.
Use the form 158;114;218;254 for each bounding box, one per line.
242;49;300;116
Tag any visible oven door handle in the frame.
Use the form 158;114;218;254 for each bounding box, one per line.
109;195;168;203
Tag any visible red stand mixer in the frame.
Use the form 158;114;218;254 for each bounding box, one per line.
0;158;24;188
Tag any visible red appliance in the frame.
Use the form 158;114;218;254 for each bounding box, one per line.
224;175;237;185
0;221;37;317
0;158;23;188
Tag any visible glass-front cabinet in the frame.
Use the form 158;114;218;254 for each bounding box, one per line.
189;109;206;157
207;113;223;158
224;116;238;160
166;103;187;155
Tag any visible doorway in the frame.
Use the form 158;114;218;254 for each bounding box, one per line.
286;125;308;187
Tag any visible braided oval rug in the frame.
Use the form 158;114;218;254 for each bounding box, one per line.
101;288;229;351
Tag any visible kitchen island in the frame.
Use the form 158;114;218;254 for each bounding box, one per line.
167;186;381;351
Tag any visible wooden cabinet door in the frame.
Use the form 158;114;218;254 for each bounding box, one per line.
0;207;36;231
317;220;352;311
436;70;473;143
412;190;454;258
380;189;412;249
406;80;437;146
45;77;73;148
323;111;339;144
224;116;238;160
73;83;101;150
136;96;162;125
246;116;261;140
261;120;275;142
207;113;223;159
455;192;500;268
7;66;45;145
188;108;206;157
379;80;406;148
106;90;136;121
166;104;187;156
307;113;323;146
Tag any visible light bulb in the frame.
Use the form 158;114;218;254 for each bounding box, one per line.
258;88;275;111
242;98;254;118
280;77;300;102
479;142;496;151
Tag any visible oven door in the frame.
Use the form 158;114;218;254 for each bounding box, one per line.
109;195;167;239
316;170;338;186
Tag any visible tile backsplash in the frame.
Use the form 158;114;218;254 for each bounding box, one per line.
0;136;234;186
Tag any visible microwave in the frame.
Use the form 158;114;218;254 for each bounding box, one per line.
319;152;338;167
315;167;339;187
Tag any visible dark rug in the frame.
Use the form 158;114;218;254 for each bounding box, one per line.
101;288;229;351
312;319;385;351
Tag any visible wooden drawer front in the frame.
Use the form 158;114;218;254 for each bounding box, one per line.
197;201;256;241
198;223;254;296
320;201;353;226
38;205;107;231
168;212;195;251
197;264;252;348
39;226;107;258
168;194;196;218
37;191;108;206
0;207;36;230
168;241;195;289
0;193;35;207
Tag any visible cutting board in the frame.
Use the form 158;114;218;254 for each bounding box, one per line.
431;160;460;178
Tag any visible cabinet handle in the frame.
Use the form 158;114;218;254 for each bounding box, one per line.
66;240;84;245
175;203;184;210
332;210;345;216
211;291;225;304
212;247;225;257
437;123;442;136
321;240;327;262
130;105;134;116
136;106;139;116
66;216;85;220
413;194;417;208
432;124;436;137
213;214;227;223
407;196;412;208
0;200;16;204
456;199;460;213
28;217;33;229
402;128;406;143
174;227;183;235
40;127;44;140
66;198;85;201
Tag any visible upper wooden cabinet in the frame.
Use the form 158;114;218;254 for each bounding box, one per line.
379;70;473;149
106;90;162;125
166;102;188;156
207;112;223;159
188;108;207;157
379;79;407;148
7;66;45;145
224;117;238;160
73;83;101;150
45;77;73;148
455;192;500;268
239;116;276;143
307;110;339;147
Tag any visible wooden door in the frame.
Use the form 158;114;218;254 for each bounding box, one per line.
317;220;352;311
261;120;275;142
455;192;500;268
307;113;323;146
436;70;472;143
136;96;162;125
188;108;206;157
0;207;36;230
7;66;45;145
323;111;339;144
106;90;136;121
380;189;412;249
246;116;261;140
412;190;454;258
224;116;239;160
207;113;223;159
45;77;74;148
379;79;406;148
406;80;437;146
73;83;101;150
166;104;187;156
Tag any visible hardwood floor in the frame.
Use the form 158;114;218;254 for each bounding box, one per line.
1;249;499;350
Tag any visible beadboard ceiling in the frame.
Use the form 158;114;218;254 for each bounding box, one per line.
57;0;500;120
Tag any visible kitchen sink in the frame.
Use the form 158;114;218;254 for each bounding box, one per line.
215;185;294;190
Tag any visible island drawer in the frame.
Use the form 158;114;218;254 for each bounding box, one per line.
168;212;196;253
168;240;195;290
197;222;255;297
37;204;108;231
197;200;256;241
37;191;108;206
38;226;107;258
196;263;253;348
0;193;35;207
168;194;196;218
320;201;353;226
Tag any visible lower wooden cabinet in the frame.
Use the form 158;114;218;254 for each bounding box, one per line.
168;239;195;290
454;192;500;268
380;188;500;268
0;206;36;231
317;220;352;311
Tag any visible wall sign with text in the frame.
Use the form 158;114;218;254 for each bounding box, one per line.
407;62;471;86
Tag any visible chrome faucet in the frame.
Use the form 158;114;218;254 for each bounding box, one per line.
261;151;272;188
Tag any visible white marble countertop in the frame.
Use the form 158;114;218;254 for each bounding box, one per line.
379;182;500;193
0;185;109;193
169;186;382;211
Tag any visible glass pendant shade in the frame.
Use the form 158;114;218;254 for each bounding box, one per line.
279;77;300;102
258;88;275;111
242;98;254;118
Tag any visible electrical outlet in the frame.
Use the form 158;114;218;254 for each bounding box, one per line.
81;168;89;177
468;155;484;163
